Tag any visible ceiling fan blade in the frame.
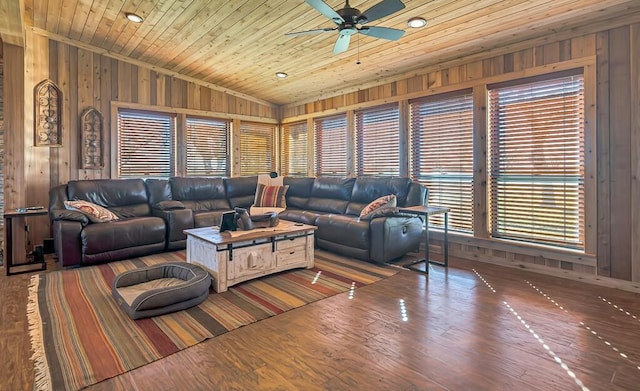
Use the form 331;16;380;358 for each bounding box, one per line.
333;33;351;54
359;26;404;41
358;0;406;24
286;27;336;36
305;0;344;24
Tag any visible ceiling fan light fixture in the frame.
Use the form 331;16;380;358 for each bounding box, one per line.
407;17;427;28
275;72;288;79
125;12;144;23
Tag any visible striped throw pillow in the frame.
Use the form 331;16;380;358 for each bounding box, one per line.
254;184;289;208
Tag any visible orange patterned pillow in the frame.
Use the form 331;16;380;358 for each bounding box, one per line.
64;200;120;223
359;194;397;218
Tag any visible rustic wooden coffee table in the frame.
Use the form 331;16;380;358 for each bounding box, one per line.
184;221;316;292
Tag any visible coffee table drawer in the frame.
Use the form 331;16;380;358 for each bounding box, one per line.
276;245;307;267
229;243;273;280
276;235;306;250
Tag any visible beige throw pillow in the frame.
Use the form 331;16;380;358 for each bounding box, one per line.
64;200;120;223
359;194;397;219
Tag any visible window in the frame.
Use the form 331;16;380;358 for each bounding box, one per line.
185;117;230;177
410;92;474;233
117;109;175;177
239;122;275;175
488;73;585;249
355;105;400;176
282;122;308;176
314;114;347;176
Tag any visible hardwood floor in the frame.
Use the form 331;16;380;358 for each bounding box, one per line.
2;253;640;390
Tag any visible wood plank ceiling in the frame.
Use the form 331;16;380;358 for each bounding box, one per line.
5;0;640;105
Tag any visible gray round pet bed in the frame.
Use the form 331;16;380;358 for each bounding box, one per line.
112;262;211;320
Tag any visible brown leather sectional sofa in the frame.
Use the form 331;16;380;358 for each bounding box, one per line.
49;176;428;268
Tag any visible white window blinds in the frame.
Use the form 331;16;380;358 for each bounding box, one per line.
355;105;400;176
282;121;308;176
239;122;275;176
117;109;175;178
314;114;348;176
488;73;585;249
410;92;474;232
185;117;230;177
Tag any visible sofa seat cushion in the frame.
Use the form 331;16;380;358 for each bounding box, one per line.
193;210;227;227
181;199;231;212
112;262;211;319
279;209;325;225
250;205;286;216
315;214;370;250
81;216;166;256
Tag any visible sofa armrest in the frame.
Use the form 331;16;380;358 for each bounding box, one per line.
369;215;423;263
51;208;90;225
52;219;84;267
152;207;193;249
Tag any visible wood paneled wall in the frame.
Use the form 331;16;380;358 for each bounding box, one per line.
2;31;279;258
0;51;4;249
282;23;640;285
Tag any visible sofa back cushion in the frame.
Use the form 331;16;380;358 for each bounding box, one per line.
169;177;231;211
67;179;151;218
144;178;172;205
306;177;355;214
225;176;258;208
283;177;315;209
346;176;412;215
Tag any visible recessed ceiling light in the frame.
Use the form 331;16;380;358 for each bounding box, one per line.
275;72;288;79
407;17;427;28
125;12;144;23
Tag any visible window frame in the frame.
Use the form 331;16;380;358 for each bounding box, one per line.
409;90;475;233
314;114;348;176
487;70;586;250
238;121;276;176
184;116;231;177
282;121;309;176
354;104;401;176
116;108;176;178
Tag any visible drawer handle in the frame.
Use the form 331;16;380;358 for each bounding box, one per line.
248;253;258;268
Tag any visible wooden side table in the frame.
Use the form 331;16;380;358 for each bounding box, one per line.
4;208;48;276
399;205;450;274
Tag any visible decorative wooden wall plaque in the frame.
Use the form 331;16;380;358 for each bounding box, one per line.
80;107;104;169
34;79;62;146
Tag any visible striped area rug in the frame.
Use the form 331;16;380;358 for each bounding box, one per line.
28;250;397;391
